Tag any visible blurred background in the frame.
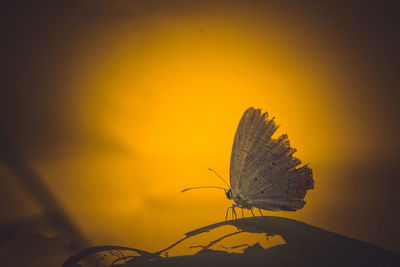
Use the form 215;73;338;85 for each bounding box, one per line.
1;0;399;265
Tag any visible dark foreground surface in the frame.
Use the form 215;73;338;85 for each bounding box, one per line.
64;216;399;267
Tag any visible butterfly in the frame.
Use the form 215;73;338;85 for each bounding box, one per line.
183;107;314;219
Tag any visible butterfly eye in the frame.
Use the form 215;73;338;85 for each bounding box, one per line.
271;162;276;166
260;190;264;194
254;177;258;181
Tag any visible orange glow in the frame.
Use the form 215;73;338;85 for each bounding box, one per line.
24;12;384;254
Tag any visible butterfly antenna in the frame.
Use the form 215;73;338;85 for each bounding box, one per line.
208;168;230;187
181;186;228;193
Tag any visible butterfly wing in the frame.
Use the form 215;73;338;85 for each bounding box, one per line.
230;107;314;211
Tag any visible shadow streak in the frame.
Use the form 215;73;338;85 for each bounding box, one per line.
0;130;89;249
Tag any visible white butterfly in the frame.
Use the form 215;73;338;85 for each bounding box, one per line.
183;107;314;219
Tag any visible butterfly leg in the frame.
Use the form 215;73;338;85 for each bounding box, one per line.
232;204;240;228
249;208;261;225
225;206;232;222
250;208;256;219
258;208;264;217
232;204;238;221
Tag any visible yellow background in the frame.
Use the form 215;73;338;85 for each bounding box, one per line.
1;1;399;254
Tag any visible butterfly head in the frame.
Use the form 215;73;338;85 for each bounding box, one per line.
225;188;233;200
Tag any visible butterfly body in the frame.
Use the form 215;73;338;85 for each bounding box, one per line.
228;107;314;212
226;189;252;209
